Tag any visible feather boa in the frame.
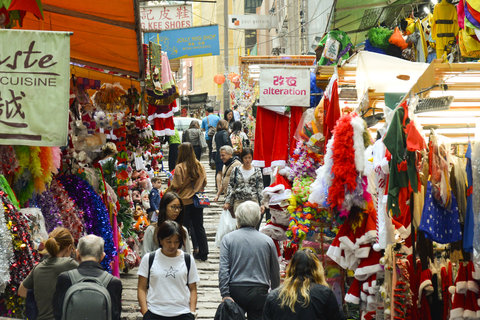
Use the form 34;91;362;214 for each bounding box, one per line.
51;147;62;174
39;147;54;190
351;114;366;174
14;146;30;174
328;113;358;210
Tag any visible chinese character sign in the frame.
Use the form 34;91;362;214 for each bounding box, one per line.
141;4;192;31
259;68;310;106
144;25;220;60
0;29;70;146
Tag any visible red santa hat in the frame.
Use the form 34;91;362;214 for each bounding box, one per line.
345;278;361;305
456;263;468;294
467;261;479;293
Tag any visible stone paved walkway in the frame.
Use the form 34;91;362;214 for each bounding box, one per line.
121;160;223;319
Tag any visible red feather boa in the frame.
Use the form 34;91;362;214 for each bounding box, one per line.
328;113;358;210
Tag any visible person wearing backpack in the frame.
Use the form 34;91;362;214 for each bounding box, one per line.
230;121;249;156
137;220;200;319
52;235;123;320
201;107;220;169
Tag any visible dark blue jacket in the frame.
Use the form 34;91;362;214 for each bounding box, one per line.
148;188;161;213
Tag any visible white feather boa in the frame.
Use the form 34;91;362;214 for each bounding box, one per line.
351;115;366;175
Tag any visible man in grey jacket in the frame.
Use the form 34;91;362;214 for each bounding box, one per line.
218;201;280;320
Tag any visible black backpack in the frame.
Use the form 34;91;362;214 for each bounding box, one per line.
147;251;191;288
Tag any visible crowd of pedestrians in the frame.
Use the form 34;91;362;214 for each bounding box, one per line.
17;108;345;320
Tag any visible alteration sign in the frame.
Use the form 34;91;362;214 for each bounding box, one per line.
259;67;310;107
0;30;70;146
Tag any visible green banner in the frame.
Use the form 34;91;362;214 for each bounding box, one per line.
0;29;70;146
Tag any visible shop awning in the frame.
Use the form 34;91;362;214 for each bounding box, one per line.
332;0;423;46
16;0;143;78
73;66;141;92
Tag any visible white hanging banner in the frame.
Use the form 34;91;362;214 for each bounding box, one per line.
259;67;310;107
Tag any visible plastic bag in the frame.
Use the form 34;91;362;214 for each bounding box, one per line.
215;209;237;247
294;109;324;153
323;36;340;61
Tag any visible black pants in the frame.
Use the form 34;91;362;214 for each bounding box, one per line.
193;145;202;161
168;143;180;171
184;204;209;258
207;139;213;164
230;285;269;320
143;310;194;320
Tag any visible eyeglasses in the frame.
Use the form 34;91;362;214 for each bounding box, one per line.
169;206;182;211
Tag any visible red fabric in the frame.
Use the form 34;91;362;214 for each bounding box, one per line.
407;255;422;320
253;106;303;169
323;79;340;150
419;269;432;320
441;266;452;320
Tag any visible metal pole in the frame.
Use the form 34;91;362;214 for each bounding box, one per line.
223;0;230;111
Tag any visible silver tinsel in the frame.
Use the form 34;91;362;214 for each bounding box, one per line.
0;204;13;293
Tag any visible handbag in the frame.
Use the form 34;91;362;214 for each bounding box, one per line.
199;129;208;149
192;182;210;208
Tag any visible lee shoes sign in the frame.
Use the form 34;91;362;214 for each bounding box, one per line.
259;67;310;107
140;4;193;31
0;29;70;146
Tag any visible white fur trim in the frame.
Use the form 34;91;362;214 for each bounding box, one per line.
271;160;286;167
362;282;369;292
457;281;468;294
355;264;383;281
355;246;371;259
153;129;175;136
148;110;175;121
418;280;433;307
263;185;285;196
450;308;464;319
326;246;342;259
345;293;360;304
251;160;265;167
360;291;368;301
351;115;366;174
468;280;479;293
172;105;179;113
449;286;456;295
368;281;376;295
323;136;335;188
339;236;355;250
355;230;377;248
463;309;477;319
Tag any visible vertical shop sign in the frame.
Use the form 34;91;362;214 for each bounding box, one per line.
140;4;193;31
259;67;310;107
0;30;70;146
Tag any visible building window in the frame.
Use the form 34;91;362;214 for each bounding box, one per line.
245;30;257;55
187;66;193;91
245;0;263;14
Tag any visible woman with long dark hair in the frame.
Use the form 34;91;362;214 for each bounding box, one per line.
262;249;346;320
224;109;235;133
166;142;208;261
138;220;199;319
143;192;192;254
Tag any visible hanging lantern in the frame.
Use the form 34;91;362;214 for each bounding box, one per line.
214;74;225;88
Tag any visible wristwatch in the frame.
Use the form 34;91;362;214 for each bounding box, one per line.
190;311;198;319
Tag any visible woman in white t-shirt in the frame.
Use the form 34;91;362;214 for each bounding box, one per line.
137;220;200;320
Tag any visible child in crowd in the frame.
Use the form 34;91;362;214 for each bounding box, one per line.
148;176;162;222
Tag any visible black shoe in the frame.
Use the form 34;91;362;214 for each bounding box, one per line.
194;254;208;261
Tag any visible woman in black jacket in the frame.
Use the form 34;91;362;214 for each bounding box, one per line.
262;249;346;320
224;109;235;133
214;120;232;190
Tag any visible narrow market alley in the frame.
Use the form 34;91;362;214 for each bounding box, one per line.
120;160;222;320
